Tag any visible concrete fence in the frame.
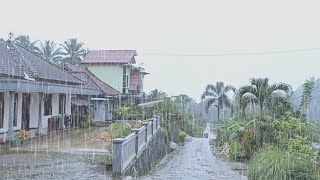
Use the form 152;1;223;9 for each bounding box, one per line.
112;115;161;175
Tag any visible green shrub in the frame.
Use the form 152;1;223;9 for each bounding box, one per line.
131;120;143;129
179;131;187;143
106;122;132;138
229;140;245;161
248;147;319;180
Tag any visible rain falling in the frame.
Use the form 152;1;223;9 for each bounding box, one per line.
1;1;320;180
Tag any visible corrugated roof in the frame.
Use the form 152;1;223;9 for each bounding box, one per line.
68;72;103;93
65;64;121;96
0;40;82;85
81;50;137;64
64;64;87;72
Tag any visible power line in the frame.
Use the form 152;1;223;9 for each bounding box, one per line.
141;48;320;57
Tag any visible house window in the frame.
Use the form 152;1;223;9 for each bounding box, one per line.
123;67;129;93
59;94;66;114
13;93;18;127
0;93;4;128
44;94;52;116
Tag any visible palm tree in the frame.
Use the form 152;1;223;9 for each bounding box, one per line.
61;38;85;65
149;89;167;101
237;78;292;116
36;40;63;64
201;82;236;120
13;35;39;52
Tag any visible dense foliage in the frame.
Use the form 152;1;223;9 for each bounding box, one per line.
210;78;320;180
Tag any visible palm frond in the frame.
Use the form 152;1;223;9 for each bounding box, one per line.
205;98;217;113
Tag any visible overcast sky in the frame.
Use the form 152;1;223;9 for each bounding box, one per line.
1;0;320;102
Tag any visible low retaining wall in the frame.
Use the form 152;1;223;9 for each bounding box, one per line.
125;128;169;177
112;116;162;175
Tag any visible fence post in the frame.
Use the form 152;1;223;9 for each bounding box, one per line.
132;129;140;155
112;138;124;176
156;118;158;130
150;119;155;135
143;122;149;142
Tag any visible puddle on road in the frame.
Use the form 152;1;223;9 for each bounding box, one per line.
8;127;108;154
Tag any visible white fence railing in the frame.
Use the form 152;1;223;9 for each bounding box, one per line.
112;115;161;175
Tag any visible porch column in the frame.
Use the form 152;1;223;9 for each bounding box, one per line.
37;92;43;134
7;91;15;138
59;95;65;130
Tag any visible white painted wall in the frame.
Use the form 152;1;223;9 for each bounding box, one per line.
29;93;39;128
0;92;74;135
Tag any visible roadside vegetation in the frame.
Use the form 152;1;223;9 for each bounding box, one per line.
204;78;320;179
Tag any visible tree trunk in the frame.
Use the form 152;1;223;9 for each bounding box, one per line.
260;104;264;117
217;105;220;121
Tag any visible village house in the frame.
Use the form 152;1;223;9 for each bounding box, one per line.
81;50;149;104
0;40;100;141
64;64;121;121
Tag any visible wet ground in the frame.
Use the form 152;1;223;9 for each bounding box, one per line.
141;125;247;180
0;152;111;179
0;127;114;179
11;127;109;154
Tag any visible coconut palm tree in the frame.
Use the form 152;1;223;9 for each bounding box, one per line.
13;35;39;53
61;38;85;65
36;40;63;64
237;78;292;116
149;89;167;101
201;82;236;120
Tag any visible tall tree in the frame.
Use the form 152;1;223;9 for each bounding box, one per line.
61;38;85;65
13;35;39;52
237;78;292;116
201;82;236;120
299;78;315;119
173;94;192;111
149;89;167;101
36;40;63;64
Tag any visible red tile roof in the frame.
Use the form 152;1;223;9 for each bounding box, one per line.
81;50;137;64
64;64;121;96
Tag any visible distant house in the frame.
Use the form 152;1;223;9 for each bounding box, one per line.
0;40;100;141
82;50;149;100
64;64;121;121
